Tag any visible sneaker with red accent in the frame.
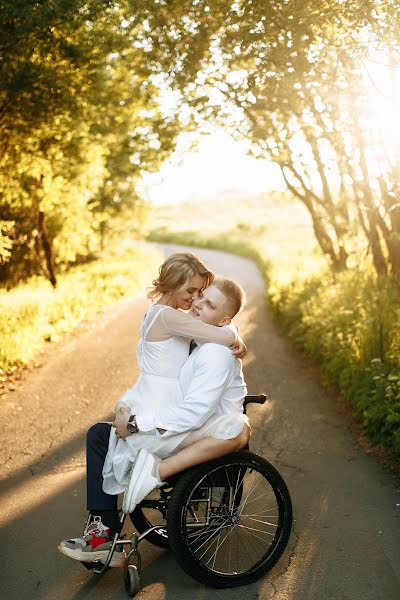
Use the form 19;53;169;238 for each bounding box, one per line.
58;516;125;567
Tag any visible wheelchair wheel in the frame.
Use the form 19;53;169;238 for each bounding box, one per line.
167;450;292;588
129;488;170;548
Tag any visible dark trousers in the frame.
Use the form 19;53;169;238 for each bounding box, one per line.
86;422;117;512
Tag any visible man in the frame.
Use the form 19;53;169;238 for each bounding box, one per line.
58;277;250;567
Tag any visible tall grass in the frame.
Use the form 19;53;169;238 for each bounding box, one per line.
0;241;162;372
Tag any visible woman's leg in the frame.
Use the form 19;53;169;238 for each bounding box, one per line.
159;422;251;481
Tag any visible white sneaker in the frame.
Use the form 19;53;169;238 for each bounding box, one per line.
122;448;162;514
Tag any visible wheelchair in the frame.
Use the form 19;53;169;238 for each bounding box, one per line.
82;394;293;596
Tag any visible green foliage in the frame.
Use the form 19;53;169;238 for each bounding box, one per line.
269;268;400;457
0;1;179;286
0;242;161;371
352;360;400;457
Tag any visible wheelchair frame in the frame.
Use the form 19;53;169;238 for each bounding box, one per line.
81;394;293;596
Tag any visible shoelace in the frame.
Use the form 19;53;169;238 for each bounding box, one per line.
83;515;108;538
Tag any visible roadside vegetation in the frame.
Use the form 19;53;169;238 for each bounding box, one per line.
0;241;161;373
149;196;400;460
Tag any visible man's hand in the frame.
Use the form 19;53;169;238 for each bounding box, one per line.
113;405;132;440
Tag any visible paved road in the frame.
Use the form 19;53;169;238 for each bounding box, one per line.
1;244;399;600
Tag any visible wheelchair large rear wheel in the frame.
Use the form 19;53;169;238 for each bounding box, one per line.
166;450;292;588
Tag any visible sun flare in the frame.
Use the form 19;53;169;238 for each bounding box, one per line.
361;51;400;169
139;130;285;205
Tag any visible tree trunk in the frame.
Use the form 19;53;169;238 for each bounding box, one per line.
352;117;388;275
378;175;400;277
37;210;57;288
280;165;347;271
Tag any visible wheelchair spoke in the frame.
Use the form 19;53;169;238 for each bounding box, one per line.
245;516;278;528
234;524;271;567
205;522;235;569
230;467;247;512
229;523;254;572
240;507;279;517
187;519;226;544
239;487;275;509
237;523;276;538
237;472;265;516
194;520;232;556
196;521;229;560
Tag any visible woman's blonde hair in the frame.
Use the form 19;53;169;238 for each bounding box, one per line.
147;252;214;300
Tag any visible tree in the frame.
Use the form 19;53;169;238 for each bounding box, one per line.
0;1;179;286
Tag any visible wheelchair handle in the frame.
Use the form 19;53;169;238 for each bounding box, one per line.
243;394;268;411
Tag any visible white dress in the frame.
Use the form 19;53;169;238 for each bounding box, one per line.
102;304;236;495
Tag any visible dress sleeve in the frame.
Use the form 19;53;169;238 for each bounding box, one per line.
161;308;236;346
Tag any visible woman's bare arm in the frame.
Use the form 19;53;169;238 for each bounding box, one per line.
146;307;236;346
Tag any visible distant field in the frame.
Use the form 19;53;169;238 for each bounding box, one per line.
149;192;325;283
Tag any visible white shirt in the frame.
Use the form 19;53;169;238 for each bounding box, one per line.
157;343;247;436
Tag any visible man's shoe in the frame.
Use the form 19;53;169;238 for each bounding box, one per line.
58;516;126;568
122;448;162;514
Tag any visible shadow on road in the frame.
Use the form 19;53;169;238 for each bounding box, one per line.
0;413;114;508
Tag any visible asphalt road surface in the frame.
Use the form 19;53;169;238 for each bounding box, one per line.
1;244;399;600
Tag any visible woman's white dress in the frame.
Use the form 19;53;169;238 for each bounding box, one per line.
102;303;240;495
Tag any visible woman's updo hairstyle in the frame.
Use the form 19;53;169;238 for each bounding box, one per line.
147;252;214;301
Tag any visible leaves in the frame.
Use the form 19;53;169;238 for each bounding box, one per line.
0;1;179;285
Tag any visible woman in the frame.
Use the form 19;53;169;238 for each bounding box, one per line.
102;251;246;496
58;252;249;567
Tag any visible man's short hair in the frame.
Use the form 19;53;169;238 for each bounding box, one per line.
212;277;246;318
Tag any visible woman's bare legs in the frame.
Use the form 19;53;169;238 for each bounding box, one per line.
159;422;251;481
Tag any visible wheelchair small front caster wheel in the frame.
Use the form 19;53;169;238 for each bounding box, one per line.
124;564;141;597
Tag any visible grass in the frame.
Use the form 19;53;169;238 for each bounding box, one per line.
0;239;162;372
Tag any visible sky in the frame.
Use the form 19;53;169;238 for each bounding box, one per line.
139;130;285;205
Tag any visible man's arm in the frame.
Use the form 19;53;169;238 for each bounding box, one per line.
157;346;234;435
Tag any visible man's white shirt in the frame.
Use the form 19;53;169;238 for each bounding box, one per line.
157;343;247;436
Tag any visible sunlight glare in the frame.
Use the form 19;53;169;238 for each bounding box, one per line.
361;49;400;171
139;130;285;205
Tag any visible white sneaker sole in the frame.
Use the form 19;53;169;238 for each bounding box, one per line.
122;448;153;514
58;542;125;568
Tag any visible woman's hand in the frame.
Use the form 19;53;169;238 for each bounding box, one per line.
231;336;247;359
